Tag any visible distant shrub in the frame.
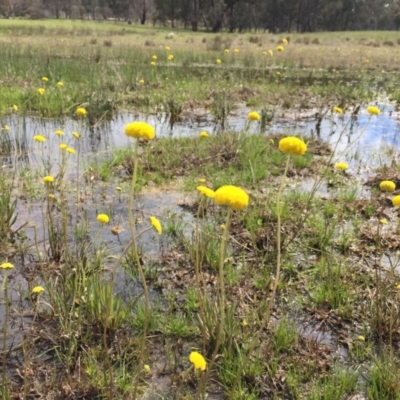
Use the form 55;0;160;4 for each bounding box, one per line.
89;38;97;45
103;40;112;47
294;38;302;44
144;40;154;47
202;37;207;43
397;38;400;45
311;38;320;45
303;37;310;45
249;36;260;44
345;37;350;41
383;40;394;46
207;35;232;51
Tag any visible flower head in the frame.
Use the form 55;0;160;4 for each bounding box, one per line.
333;106;343;114
198;178;206;183
43;176;54;183
279;137;307;155
13;105;18;112
144;364;151;373
37;88;45;95
380;218;388;225
55;130;64;136
97;214;109;224
76;107;87;117
268;50;273;56
0;262;14;269
234;48;239;53
3;125;9;131
72;131;80;139
282;38;288;45
41;76;49;82
165;46;170;51
357;335;365;342
224;49;230;54
262;51;267;55
150;216;162;235
276;45;284;52
150;61;156;66
139;79;145;84
214;185;249;210
197;186;215;198
125;122;155;140
31;286;44;294
199;131;209;138
189;351;206;371
66;147;75;154
334;162;349;171
216;59;221;65
59;143;67;150
57;81;63;87
367;106;380;116
167;54;174;61
380;180;396;192
248;111;260;121
33;135;46;142
152;55;157;60
392;195;400;207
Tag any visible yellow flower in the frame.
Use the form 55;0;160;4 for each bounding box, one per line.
199;131;209;138
224;49;230;53
396;284;400;290
357;335;365;342
268;50;273;56
276;45;284;52
152;55;157;60
197;186;215;198
150;61;156;66
242;320;248;327
380;218;388;225
198;178;206;183
31;286;44;294
72;131;80;139
33;135;46;142
333;106;343;114
234;48;239;53
13;105;18;112
279;137;307;155
220;224;226;230
124;122;155;140
165;46;170;51
380;180;396;192
167;54;174;61
97;214;110;224
116;186;122;191
0;262;14;269
42;76;49;82
262;51;267;55
3;125;9;131
248;111;260;121
334;162;349;170
43;175;54;183
276;72;281;75
66;147;75;154
367;106;380;115
216;59;221;64
144;364;151;373
59;143;67;150
57;81;63;87
37;88;45;95
76;107;87;117
55;130;64;136
139;79;145;84
150;216;162;235
365;59;370;63
189;351;206;371
392;195;400;207
214;185;249;210
282;38;288;45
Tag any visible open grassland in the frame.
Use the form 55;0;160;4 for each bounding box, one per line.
2;19;400;399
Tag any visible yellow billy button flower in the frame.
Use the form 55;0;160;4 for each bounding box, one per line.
0;262;14;269
150;216;162;235
152;55;157;60
55;130;64;136
150;61;156;66
66;147;75;154
139;79;145;84
392;195;400;207
97;214;110;224
262;51;267;55
224;49;230;53
282;38;288;45
234;48;239;53
380;180;396;192
3;125;9;131
33;135;46;142
199;131;209;138
268;50;273;56
165;46;170;51
216;59;221;64
396;284;400;290
76;107;87;117
144;364;151;373
41;77;49;82
334;162;349;170
276;45;284;52
197;186;215;198
37;88;45;95
31;286;44;294
198;178;206;183
57;81;64;87
189;351;206;371
43;175;54;183
72;131;80;139
357;335;365;342
167;54;174;61
333;106;343;114
367;106;380;115
124;122;155;140
214;185;249;210
59;144;67;150
380;218;388;225
248;111;260;121
279;137;307;155
13;105;18;112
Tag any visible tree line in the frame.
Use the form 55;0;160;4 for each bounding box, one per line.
1;0;400;32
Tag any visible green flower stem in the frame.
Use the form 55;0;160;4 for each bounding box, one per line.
197;208;232;399
129;139;150;399
230;155;290;396
2;273;9;393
